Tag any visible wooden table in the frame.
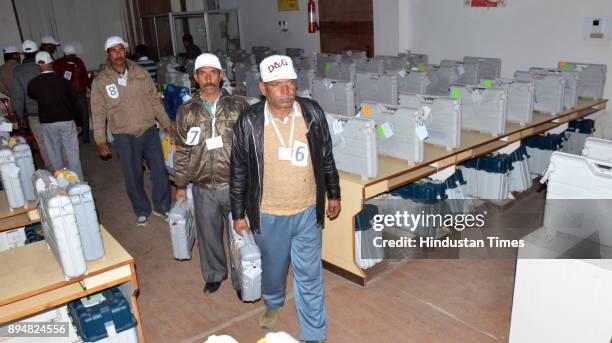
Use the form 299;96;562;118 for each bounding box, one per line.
322;98;608;286
0;191;39;233
0;226;145;342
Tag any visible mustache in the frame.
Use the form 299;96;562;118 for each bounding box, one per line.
279;96;294;102
203;83;218;88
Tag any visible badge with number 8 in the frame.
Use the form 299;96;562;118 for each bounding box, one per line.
291;141;308;167
105;84;119;99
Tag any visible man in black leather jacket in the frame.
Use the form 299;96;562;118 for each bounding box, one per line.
230;55;340;343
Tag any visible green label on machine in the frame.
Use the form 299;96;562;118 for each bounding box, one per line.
323;63;332;72
483;80;493;88
451;89;460;98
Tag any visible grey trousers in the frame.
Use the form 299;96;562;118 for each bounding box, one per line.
41;120;83;180
192;185;239;289
28;115;50;168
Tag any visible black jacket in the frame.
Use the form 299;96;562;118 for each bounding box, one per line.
230;97;341;233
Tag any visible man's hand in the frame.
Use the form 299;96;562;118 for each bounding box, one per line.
233;218;252;235
166;126;175;137
326;199;341;220
97;143;112;159
175;188;187;202
76;126;83;134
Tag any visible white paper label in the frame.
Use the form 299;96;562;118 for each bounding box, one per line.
278;147;292;160
416;125;429;141
380;122;394;138
181;94;192;103
457;65;465;75
0;123;13;132
332;119;344;134
291;141;309;167
186;127;201;145
105;84;119;99
323;79;333;90
206;135;223;150
398;69;407;78
118;76;127;87
63;71;72;80
471;89;482;103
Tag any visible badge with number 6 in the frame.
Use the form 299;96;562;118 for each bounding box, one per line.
186;127;201;146
291;141;308;167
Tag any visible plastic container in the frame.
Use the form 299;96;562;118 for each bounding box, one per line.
558;62;606;100
67;183;104;261
12;142;36;201
522;134;566;176
463;56;501;80
354;204;383;269
355;72;398;105
326;113;378;181
228;214;262;302
40;188;87;279
68;287;138;343
359;101;425;164
515;71;565;115
398;93;462;150
1;163;26;210
32;169;59;196
168;200;195;260
451;85;507;135
481;78;534;125
582;137;612;162
312;78;356;116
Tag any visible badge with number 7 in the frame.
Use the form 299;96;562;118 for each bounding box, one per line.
291;141;308;167
186;127;201;146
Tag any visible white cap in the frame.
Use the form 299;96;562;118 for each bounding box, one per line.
194;53;222;71
259;55;297;83
41;35;60;45
104;36;129;51
35;51;53;65
3;46;19;54
22;40;38;53
63;43;76;55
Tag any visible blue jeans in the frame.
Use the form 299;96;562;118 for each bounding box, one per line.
112;126;171;218
255;206;327;341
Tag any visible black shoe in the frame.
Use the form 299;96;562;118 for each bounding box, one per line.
236;289;242;301
203;282;222;294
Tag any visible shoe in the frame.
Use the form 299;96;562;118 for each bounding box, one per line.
136;216;148;227
236;289;242;301
259;307;281;329
152;211;169;221
203;282;222;294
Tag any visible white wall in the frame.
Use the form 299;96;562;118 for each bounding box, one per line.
229;0;321;54
373;0;399;56
13;0;127;70
0;0;22;64
397;0;612;138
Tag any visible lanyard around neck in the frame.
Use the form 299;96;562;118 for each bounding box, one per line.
268;105;296;148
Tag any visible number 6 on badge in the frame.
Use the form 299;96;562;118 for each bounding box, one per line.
291;141;308;167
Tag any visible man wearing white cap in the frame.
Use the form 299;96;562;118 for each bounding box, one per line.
27;51;83;179
12;39;51;168
230;55;341;342
174;53;249;296
91;36;173;227
40;35;60;57
54;43;91;142
0;46;20;96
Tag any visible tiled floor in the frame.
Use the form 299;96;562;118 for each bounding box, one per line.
82;143;515;343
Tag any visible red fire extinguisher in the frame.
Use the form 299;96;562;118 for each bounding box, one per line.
308;0;317;33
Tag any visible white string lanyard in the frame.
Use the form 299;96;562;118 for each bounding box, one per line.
269;107;296;148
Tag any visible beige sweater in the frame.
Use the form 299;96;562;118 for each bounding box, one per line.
90;60;171;144
260;103;316;216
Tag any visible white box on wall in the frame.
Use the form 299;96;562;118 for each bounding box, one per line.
583;17;612;41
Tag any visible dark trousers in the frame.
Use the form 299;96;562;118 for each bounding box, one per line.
113;126;171;218
76;93;90;142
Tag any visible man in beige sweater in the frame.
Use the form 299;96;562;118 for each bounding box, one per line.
230;55;341;343
91;36;173;227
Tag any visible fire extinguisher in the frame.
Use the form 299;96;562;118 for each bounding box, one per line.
308;0;317;33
